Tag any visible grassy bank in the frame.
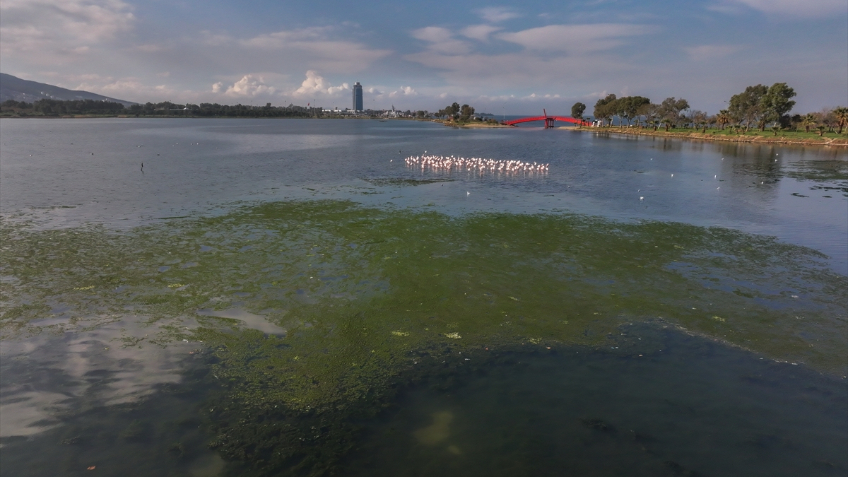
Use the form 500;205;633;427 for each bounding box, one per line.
570;126;848;146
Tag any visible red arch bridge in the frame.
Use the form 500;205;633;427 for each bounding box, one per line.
502;110;590;128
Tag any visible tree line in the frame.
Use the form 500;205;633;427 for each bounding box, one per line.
570;83;847;135
438;102;477;122
0;99;314;118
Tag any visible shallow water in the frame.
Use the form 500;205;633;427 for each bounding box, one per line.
1;118;846;476
347;326;848;477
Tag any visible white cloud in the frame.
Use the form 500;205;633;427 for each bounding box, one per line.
411;27;472;54
293;70;349;98
0;0;135;57
683;44;740;61
496;23;653;53
716;0;846;18
222;75;277;98
477;7;520;23
389;86;418;98
460;24;502;42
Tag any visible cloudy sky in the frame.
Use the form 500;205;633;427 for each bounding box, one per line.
1;0;845;114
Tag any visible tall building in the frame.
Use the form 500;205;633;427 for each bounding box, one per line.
353;82;363;111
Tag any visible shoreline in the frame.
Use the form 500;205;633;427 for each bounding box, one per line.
566;126;848;147
3;115;845;146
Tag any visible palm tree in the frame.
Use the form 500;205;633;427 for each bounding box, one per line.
802;114;817;133
816;125;826;137
661;118;672;131
833;107;848;134
716;110;731;130
771;125;782;136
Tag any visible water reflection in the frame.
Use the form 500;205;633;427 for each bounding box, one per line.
0;318;200;439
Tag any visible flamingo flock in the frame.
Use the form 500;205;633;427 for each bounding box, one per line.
404;154;549;175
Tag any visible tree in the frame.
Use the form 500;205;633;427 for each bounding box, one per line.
624;96;650;127
459;104;475;121
816;108;837;133
801;113;817;133
593;94;617;126
642;104;662;130
636;102;654;128
659;97;689;129
691;110;708;132
833;107;848;134
760;83;796;129
571;102;586;125
728;85;767;132
716;109;732;130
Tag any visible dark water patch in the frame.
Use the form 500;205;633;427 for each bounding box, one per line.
1;323;844;477
342;326;847;477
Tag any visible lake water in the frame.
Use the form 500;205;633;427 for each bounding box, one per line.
1;118;846;476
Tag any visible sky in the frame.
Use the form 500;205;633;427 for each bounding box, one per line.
1;0;846;115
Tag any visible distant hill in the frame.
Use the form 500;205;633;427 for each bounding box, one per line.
0;73;136;106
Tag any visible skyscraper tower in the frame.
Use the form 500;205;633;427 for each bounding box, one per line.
353;82;363;111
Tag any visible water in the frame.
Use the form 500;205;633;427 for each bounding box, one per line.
2;119;845;270
1;118;846;476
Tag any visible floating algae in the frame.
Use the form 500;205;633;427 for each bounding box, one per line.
2;199;846;475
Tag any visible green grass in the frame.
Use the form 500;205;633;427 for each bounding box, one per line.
599;126;847;140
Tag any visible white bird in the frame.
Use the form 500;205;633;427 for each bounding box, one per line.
639;196;644;201
671;173;674;177
467;191;470;196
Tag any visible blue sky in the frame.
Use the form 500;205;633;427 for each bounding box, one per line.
1;0;845;114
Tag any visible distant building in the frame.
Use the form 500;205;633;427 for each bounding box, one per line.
352;82;363;111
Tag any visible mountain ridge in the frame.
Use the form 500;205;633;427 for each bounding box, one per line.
0;73;136;106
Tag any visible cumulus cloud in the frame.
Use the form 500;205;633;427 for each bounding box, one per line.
714;0;846;18
293;70;349;97
210;75;277;97
477;7;520;23
496;23;653;53
0;0;135;57
389;86;418;98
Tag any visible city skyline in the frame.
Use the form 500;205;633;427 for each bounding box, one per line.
1;1;845;114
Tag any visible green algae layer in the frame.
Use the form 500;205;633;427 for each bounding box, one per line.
2;200;846;474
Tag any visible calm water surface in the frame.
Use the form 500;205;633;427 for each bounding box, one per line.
1;118;846;476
